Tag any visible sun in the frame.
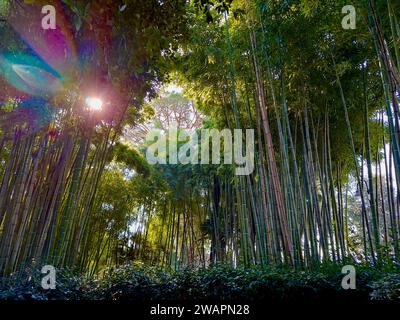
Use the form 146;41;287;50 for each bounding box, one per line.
85;96;103;111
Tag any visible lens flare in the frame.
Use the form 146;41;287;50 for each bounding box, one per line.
0;52;63;97
85;97;103;111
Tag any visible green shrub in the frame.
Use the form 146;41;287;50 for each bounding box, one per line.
0;264;398;301
369;274;400;300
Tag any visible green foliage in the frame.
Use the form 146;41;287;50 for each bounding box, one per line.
370;274;400;300
1;264;398;301
0;0;9;19
111;142;151;177
0;268;90;300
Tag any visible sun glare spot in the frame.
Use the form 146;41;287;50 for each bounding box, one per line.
85;97;103;111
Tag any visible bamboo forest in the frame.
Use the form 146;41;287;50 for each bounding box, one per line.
0;0;400;308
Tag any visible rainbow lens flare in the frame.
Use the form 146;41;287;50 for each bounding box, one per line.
0;52;63;97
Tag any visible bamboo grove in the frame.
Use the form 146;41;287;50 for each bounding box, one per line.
0;0;187;276
0;0;400;277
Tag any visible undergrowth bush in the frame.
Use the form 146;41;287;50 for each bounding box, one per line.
0;263;399;301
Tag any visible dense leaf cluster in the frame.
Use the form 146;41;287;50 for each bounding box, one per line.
1;264;399;301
